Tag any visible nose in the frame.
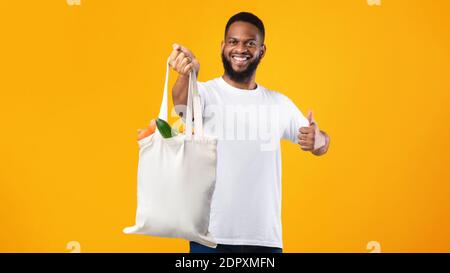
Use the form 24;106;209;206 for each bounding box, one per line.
235;42;250;54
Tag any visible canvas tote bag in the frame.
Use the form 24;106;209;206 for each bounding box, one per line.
123;59;217;248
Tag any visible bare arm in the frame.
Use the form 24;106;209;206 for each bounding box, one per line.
172;74;189;111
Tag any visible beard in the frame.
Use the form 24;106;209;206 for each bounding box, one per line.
221;50;262;83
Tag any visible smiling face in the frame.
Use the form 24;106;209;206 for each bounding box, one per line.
221;21;266;83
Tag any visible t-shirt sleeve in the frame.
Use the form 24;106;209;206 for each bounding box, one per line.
281;96;309;144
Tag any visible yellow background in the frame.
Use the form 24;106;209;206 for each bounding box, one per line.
1;0;449;253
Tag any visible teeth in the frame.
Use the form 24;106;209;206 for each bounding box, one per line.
232;56;249;61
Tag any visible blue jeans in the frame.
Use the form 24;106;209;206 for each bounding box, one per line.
189;241;283;253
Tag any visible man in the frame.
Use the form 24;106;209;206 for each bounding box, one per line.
168;12;330;253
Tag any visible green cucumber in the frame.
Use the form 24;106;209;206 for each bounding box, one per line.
156;118;173;138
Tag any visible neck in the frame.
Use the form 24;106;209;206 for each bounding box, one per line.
222;73;257;90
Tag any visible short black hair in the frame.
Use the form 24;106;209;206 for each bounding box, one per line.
225;12;265;43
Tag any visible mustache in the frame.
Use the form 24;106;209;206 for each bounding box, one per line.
221;51;262;83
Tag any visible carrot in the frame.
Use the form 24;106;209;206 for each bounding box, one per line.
137;119;156;140
149;119;156;133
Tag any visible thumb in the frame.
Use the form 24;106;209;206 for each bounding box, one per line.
307;110;316;126
172;43;181;51
173;43;192;56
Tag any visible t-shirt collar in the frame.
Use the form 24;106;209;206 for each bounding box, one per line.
218;76;261;94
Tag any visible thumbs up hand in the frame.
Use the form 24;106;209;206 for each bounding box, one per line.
298;110;328;153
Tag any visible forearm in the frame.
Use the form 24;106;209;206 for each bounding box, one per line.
311;130;330;156
172;74;189;116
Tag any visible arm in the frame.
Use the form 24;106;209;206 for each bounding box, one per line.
172;74;189;110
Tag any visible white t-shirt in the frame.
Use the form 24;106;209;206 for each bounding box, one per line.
197;77;309;248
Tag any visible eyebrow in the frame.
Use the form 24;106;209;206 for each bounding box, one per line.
227;37;257;42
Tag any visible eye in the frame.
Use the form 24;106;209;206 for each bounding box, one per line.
246;40;257;47
228;39;238;45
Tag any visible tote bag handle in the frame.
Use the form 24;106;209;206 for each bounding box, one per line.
158;58;203;138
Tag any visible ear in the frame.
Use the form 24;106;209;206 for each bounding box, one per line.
221;40;224;51
259;44;266;59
